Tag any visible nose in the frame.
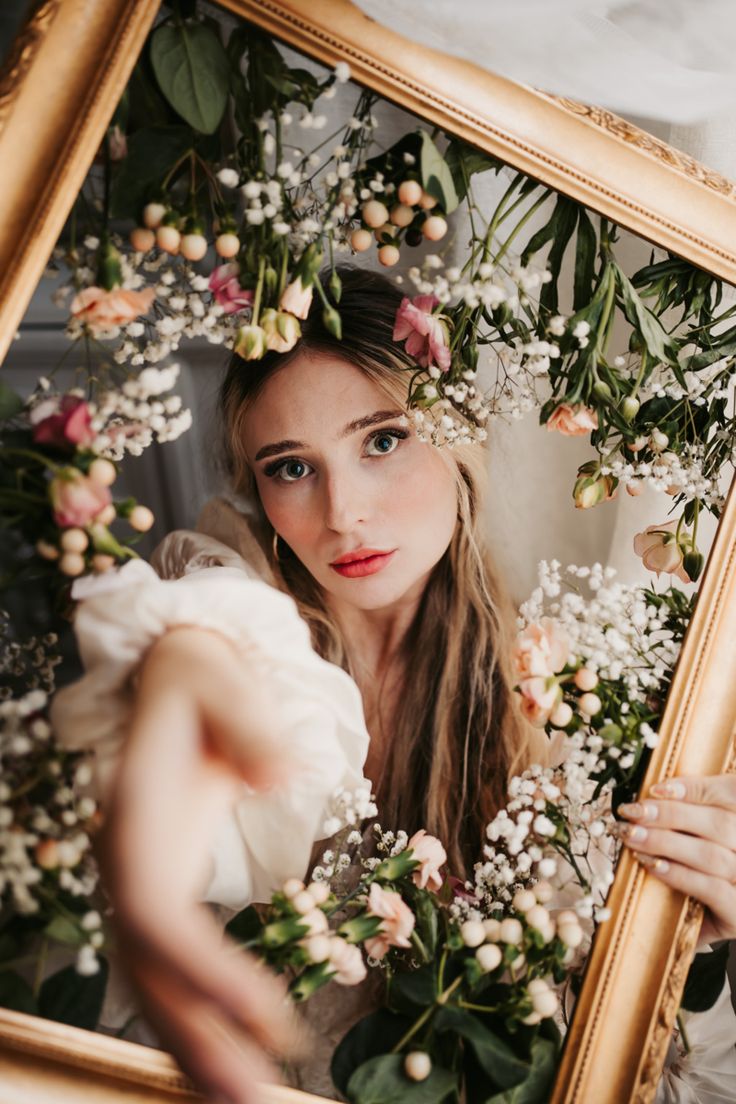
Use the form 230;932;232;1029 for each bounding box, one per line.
322;471;366;534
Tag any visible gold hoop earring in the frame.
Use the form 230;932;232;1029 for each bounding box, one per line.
272;530;281;562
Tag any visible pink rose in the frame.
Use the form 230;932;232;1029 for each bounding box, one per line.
279;276;313;320
49;469;112;528
70;286;155;335
393;295;451;373
633;521;691;583
31;396;95;450
546;404;599;436
513;619;569;681
406;830;447;892
208;263;253;314
328;937;367;986
364;882;415;960
518;676;561;728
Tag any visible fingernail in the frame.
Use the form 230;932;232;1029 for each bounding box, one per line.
633;852;670;875
619;823;648;843
650;780;686;800
619;802;658;821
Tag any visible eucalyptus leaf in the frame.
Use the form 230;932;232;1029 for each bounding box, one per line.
434;1005;529;1089
39;958;109;1031
682;944;730;1013
419;132;459;214
44;915;87;948
151;22;229;134
346;1053;457;1104
485;1037;558;1103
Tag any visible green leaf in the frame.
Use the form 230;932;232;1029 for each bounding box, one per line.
224;904;262;945
682;944;730;1013
0;970;38;1015
44;915;86;948
614;265;679;367
110;125;194;218
434;1006;529;1089
39;958;109;1031
332;1008;413;1096
388;964;438;1015
151;22;229;134
573;209;597;311
0;380;23;420
539;199;579;314
346;1053;458;1104
445;139;503;201
419;132;459;214
485;1037;558;1103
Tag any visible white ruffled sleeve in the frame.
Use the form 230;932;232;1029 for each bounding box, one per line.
50;534;370;909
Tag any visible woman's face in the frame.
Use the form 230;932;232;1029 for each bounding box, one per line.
242;349;459;612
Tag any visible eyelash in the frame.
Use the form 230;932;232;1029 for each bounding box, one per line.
264;427;410;483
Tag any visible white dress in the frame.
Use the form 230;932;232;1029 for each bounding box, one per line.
50;497;736;1102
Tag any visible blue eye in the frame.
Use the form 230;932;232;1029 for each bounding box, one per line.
268;458;313;483
365;429;407;456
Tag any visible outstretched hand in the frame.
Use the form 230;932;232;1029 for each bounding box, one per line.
96;626;303;1104
618;773;736;947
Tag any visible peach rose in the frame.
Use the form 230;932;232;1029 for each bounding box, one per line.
364;882;415;960
279;276;313;320
513;618;570;681
49;469;112;528
633;521;691;583
328;937;367;986
70;286;155;335
260;308;301;353
406;830;447;892
546;404;598;436
518;676;562;728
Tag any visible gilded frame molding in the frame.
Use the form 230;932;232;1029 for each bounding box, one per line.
0;2;735;1102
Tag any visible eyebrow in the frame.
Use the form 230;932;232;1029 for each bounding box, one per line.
253;409;406;462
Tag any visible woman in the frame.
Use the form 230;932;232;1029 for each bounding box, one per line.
52;267;736;1104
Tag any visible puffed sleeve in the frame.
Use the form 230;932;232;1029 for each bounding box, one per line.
50;535;370;909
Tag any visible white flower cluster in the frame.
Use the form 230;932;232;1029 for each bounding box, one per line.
519;560;681;701
601;444;723;511
320;784;378;839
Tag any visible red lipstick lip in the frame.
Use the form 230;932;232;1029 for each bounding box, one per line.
329;549;397;579
330;547;392;566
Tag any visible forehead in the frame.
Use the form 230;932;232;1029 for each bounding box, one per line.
242;350;394;447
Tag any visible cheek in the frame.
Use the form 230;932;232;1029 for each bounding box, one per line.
388;450;458;553
255;479;320;551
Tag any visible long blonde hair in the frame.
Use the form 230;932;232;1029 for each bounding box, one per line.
219;266;537;874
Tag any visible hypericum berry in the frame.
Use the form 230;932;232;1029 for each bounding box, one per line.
398;180;423;206
91;553;116;573
59;551;86;577
361;199;389;228
378;244;400;267
302;934;331;963
550;701;573;728
482;918;501;941
528;978;558;1018
460;920;485;948
499;917;523;945
156;225;181;254
373;223;398;242
283;878;305;898
512;889;537;914
180;233;208;262
60;528;89;554
405;227;424;247
215;232;240;258
307;881;331;906
130;227;155;252
404;1052;432;1082
128;505;155;532
350;228;372;252
578;692;602;717
95;504;117;526
88;458;117;486
475;943;503;973
574;667;598;692
35;840;60;870
291;890;316;915
422;215;448;241
557;921;584;949
142;202;167;229
389;203;414;228
533;880;554;903
418;190;438;210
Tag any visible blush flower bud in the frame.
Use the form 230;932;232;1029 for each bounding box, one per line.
234;324;267;361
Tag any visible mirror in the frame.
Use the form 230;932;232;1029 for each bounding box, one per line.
1;2;736;1102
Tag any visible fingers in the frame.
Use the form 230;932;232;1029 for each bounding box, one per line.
627;851;736;929
618;822;736;883
618;798;736;849
648;774;736;810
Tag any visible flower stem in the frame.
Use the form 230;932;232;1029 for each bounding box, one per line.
390;975;463;1054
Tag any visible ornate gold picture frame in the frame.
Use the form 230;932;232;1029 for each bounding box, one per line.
1;2;735;1101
